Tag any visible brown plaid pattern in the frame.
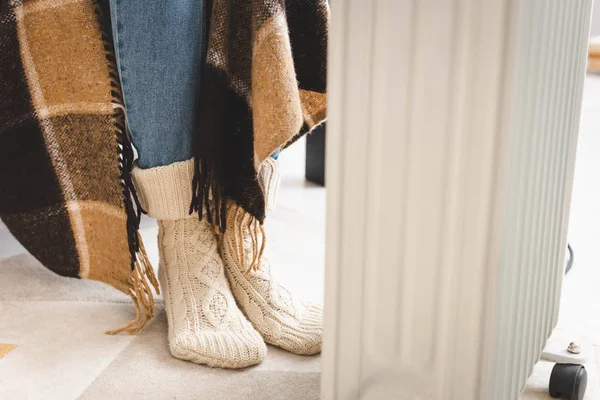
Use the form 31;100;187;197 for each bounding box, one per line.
0;0;157;334
0;0;327;331
191;0;329;233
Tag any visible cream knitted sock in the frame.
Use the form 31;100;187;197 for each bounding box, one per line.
133;160;266;368
220;158;322;356
220;210;323;355
258;157;281;212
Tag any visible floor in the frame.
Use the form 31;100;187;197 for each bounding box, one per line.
0;75;599;399
0;137;325;400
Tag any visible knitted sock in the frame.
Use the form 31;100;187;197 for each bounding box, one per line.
133;160;266;368
220;160;323;356
258;157;281;212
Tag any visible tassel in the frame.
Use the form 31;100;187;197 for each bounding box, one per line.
228;203;266;273
94;0;159;334
190;157;228;234
105;238;160;335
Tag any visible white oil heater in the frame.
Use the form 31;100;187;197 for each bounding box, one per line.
322;0;593;399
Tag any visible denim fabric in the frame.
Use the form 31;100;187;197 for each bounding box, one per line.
109;0;205;169
270;148;281;160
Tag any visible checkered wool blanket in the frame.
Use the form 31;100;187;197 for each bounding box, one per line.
0;0;158;334
191;0;329;255
0;0;328;332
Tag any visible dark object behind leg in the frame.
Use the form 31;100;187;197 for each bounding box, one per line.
305;123;326;186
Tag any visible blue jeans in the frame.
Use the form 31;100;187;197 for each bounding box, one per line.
109;0;205;169
110;1;280;168
270;148;281;160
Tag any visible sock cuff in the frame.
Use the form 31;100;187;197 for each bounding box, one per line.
259;157;280;212
132;159;195;220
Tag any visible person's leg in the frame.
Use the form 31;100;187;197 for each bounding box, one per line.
110;0;199;168
222;155;323;356
260;149;282;210
132;162;266;368
259;157;280;212
110;0;266;368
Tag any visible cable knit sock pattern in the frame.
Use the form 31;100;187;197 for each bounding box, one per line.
258;157;281;212
221;206;323;356
133;160;266;368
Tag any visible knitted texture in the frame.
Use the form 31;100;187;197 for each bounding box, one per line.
134;161;266;368
159;217;266;368
258;158;281;212
221;205;323;356
132;159;195;220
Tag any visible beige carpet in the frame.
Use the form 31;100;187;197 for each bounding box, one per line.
0;234;322;400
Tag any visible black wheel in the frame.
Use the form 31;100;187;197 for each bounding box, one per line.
549;363;587;400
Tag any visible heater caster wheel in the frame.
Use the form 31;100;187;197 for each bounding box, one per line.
549;363;587;400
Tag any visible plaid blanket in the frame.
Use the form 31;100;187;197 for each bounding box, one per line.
0;0;158;334
0;0;328;331
191;0;329;244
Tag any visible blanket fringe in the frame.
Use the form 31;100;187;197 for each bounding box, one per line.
106;238;160;335
228;203;266;273
191;161;267;273
94;0;159;334
190;157;228;234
